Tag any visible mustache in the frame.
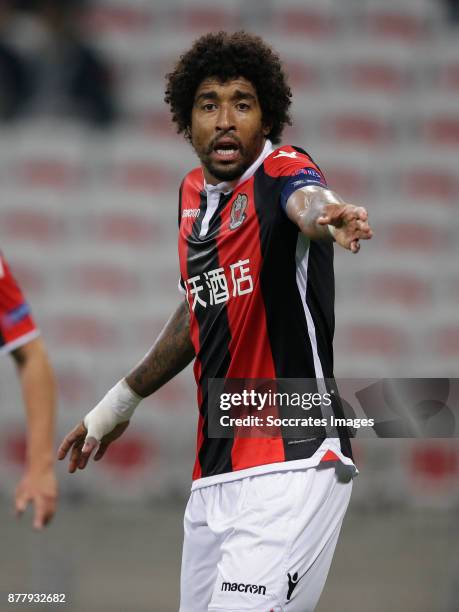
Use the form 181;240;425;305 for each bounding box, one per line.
206;132;243;154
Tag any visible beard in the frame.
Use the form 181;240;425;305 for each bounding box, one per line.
193;129;265;184
202;158;250;182
199;135;250;182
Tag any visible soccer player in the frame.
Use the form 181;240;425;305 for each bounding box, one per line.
0;252;57;529
58;32;373;611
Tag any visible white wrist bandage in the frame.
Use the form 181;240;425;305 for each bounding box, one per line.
83;379;142;442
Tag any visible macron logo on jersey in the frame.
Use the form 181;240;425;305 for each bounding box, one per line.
182;209;200;218
273;150;298;159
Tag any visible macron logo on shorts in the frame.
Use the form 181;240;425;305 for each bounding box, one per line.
287;571;303;600
221;582;267;596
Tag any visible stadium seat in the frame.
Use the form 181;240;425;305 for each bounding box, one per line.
4;260;46;295
101;434;155;471
84;1;155;36
53;315;118;348
0;208;64;244
432;325;459;359
407;89;459;143
376;220;451;253
3;428;27;468
6;122;88;190
409;443;459;494
54;364;97;408
171;0;240;34
361;271;433;308
361;0;438;42
270;0;339;38
335;42;415;94
107;130;192;192
70;262;141;298
336;320;412;358
384;149;459;207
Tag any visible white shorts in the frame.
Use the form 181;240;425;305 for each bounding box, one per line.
180;464;353;612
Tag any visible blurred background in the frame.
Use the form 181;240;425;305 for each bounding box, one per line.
0;0;458;610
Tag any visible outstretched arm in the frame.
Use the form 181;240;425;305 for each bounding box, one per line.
285;186;373;253
58;299;194;472
12;337;58;529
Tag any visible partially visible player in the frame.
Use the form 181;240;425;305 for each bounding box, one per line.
0;251;57;529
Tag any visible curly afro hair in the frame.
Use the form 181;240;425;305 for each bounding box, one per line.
164;31;292;145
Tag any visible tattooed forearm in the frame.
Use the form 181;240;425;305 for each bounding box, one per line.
286;186;344;241
125;300;195;398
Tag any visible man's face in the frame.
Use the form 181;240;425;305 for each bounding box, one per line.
190;77;270;185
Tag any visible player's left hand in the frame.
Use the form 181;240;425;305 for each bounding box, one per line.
58;420;130;473
15;468;58;530
317;203;373;253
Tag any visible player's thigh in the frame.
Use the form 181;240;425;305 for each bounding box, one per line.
208;467;352;612
283;511;347;611
179;490;221;612
207;470;303;611
282;466;353;611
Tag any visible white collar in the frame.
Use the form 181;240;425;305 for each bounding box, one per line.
204;139;274;195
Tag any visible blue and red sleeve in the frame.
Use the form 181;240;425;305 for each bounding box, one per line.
0;253;38;354
264;145;328;211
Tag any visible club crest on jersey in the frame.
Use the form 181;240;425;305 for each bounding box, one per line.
229;194;248;230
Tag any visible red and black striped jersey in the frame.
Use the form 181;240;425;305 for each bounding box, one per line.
0;252;39;356
178;141;355;488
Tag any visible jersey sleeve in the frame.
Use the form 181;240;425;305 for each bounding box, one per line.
0;253;39;355
264;145;328;211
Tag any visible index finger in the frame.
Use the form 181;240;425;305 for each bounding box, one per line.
57;423;86;460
